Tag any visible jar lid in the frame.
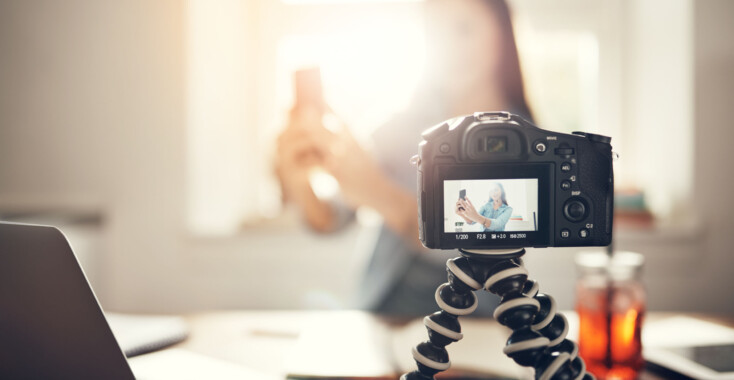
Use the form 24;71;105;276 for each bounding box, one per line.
575;251;644;279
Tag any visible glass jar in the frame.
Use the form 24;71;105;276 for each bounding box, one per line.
575;251;646;380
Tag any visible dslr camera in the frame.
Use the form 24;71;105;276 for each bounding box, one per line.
416;112;613;250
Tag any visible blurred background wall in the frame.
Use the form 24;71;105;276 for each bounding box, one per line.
0;0;732;314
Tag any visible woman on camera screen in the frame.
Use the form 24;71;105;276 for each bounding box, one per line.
455;183;513;232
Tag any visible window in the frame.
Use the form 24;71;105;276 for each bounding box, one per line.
514;0;693;221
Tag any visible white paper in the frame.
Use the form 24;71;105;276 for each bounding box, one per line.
283;311;396;377
129;348;278;380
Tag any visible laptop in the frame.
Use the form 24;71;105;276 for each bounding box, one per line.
0;222;137;379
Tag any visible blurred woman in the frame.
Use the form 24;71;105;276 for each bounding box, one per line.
456;183;513;232
275;0;532;316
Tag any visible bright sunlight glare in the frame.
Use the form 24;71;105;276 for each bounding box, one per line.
275;23;425;138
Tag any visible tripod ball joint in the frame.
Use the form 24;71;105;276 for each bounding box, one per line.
533;338;593;380
494;292;540;329
446;257;483;292
503;327;550;366
532;293;557;330
534;352;578;380
554;339;580;360
523;278;540;298
538;314;570;348
423;311;463;347
484;260;528;296
411;341;449;376
434;283;478;316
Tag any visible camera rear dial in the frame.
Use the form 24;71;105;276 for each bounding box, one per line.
563;198;588;223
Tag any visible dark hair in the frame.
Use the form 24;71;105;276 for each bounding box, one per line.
490;182;508;205
480;0;533;121
420;0;533;121
410;0;533;123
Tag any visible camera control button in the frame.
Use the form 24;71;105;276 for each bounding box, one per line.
578;228;590;238
560;229;570;239
563;198;588;222
439;143;450;154
555;147;575;155
561;162;572;172
560;180;572;190
533;141;547;154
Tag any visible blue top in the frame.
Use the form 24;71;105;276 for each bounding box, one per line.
470;202;513;231
355;95;449;314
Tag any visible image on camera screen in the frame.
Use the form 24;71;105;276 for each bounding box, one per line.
444;178;539;233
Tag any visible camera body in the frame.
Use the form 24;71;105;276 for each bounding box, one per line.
416;112;614;250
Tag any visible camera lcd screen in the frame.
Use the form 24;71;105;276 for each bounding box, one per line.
436;163;552;248
444;179;539;234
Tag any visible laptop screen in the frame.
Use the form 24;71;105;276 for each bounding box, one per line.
0;223;135;380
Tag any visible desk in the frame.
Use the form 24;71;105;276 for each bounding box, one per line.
132;310;733;379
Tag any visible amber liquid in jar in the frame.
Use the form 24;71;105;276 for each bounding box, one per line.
576;252;645;380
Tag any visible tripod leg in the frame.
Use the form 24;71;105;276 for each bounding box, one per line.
401;253;596;380
486;260;595;380
400;256;483;380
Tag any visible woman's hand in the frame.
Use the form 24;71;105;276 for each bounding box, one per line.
455;200;470;221
274;106;336;231
458;197;483;224
275;106;422;248
455;200;473;224
320;127;422;249
321;128;387;209
455;199;464;215
276;122;318;197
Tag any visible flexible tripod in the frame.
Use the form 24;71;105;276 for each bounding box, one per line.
401;248;594;380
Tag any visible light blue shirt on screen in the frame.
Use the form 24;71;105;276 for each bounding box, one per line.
470;202;513;231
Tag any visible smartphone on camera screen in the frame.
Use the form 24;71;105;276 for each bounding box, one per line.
458;189;466;211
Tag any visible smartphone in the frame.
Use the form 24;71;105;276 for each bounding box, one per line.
294;67;325;113
458;189;466;211
646;343;734;379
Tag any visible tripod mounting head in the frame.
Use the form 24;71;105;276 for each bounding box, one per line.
460;247;525;260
